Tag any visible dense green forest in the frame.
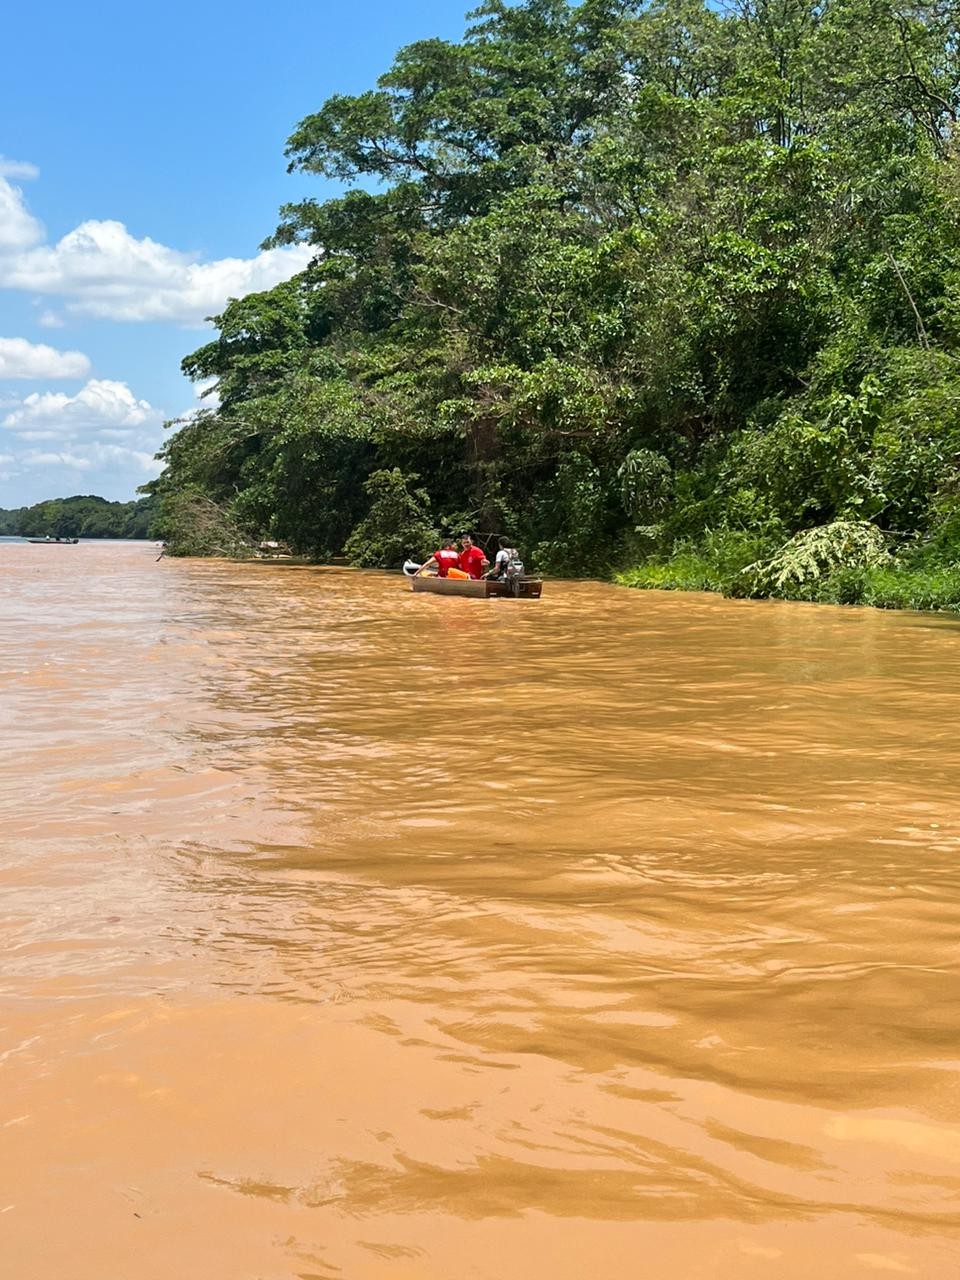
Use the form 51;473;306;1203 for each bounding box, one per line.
0;495;156;539
151;0;960;607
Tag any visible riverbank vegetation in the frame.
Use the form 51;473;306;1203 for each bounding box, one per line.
0;495;156;540
150;0;960;608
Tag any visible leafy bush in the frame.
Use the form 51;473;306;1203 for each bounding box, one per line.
822;567;869;605
617;529;777;594
776;562;960;611
860;564;960;611
532;453;620;576
741;520;891;595
618;449;673;520
622;539;960;613
344;469;438;568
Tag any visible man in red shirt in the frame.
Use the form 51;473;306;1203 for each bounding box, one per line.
458;534;489;579
418;538;461;577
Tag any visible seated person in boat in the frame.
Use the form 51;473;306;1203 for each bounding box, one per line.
418;538;461;577
487;537;524;582
457;533;489;580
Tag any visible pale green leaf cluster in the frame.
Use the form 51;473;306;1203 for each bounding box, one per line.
743;520;891;591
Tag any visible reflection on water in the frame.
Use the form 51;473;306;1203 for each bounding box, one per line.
2;541;959;1279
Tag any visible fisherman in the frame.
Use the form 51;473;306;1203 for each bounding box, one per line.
457;533;489;580
418;537;461;578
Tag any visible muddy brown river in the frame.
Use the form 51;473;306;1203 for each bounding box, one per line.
2;540;959;1278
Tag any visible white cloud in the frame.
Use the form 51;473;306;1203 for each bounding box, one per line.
0;336;90;379
0;158;312;504
0;175;44;253
0;173;314;326
88;442;159;471
23;450;92;470
2;378;157;434
0;377;165;502
17;442;159;475
0;157;40;180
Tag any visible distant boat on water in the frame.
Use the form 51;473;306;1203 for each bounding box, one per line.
27;536;79;545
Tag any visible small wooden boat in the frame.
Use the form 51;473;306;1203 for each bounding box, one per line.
28;536;79;544
411;574;543;599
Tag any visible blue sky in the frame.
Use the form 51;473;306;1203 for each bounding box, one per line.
0;0;469;506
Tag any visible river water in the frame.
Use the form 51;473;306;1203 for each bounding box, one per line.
2;541;959;1279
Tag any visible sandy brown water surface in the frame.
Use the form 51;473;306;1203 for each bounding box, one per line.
2;540;959;1279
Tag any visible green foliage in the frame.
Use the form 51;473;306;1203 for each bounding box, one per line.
618;529;776;593
0;495;156;539
857;564;960;611
153;0;960;607
531;452;619;575
741;561;960;611
344;469;438;567
618;449;673;521
742;520;891;593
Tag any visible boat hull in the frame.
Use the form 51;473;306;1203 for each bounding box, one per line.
411;575;543;599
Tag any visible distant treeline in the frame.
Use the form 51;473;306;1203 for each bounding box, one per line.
0;494;157;540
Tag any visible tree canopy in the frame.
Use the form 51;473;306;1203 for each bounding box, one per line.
0;494;157;540
151;0;960;601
